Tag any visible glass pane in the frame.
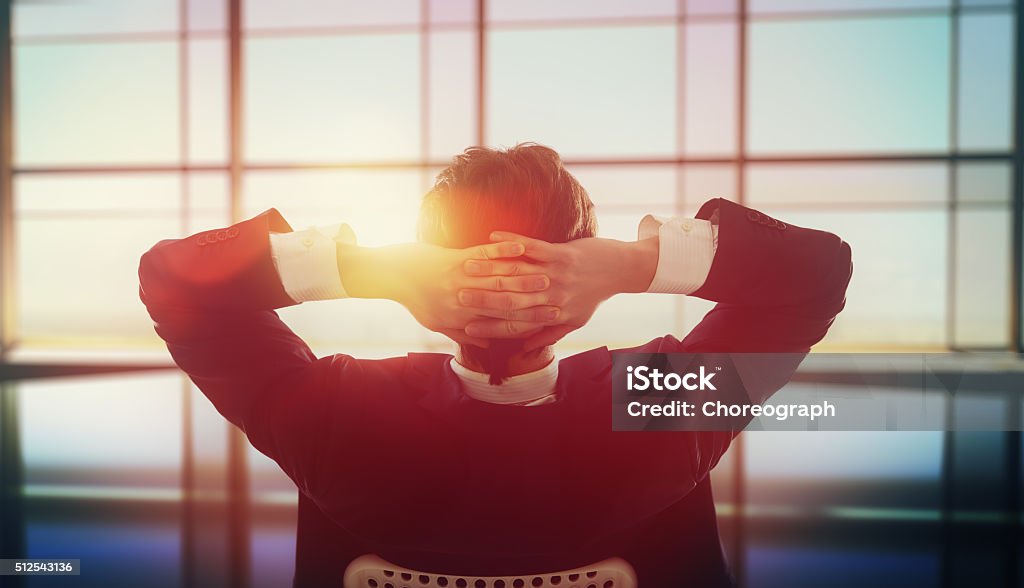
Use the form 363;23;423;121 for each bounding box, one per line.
686;0;739;15
683;22;738;155
954;209;1011;347
566;164;677;210
22;376;186;588
744;430;944;588
249;475;299;588
18;373;183;489
429;31;477;160
747;163;947;207
430;0;477;24
249;443;298;588
745;547;939;588
191;385;228;497
15;174;181;214
187;383;231;585
745;430;943;524
27;518;181;588
956;162;1011;205
18;216;181;345
488;26;676;157
951;397;1012;432
251;509;298;588
15;42;180;166
957;12;1014;151
777;210;948;347
15;174;184;345
188;172;231;222
243;170;423;245
189;0;226;32
961;0;1013;5
681;164;737;213
245;0;420;29
746;431;942;480
187;176;230;236
487;0;677;21
14;0;177;37
245;35;421;162
750;0;949;12
748;17;950;155
188;39;228;163
950;430;1008;507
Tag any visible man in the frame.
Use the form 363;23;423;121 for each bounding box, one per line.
139;143;852;586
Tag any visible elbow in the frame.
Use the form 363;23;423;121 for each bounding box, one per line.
138;249;155;305
138;239;176;309
821;238;853;319
840;240;853;288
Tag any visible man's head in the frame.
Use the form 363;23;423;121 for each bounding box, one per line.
418;143;597;383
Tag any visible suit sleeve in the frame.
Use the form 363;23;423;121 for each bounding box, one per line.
679;197;853;354
138;209;347;500
621;198;853;493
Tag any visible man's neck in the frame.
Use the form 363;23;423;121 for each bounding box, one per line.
454;345;555;377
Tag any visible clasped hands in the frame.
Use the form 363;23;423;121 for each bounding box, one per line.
355;232;657;351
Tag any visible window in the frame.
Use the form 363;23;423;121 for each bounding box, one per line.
748;16;950;155
488;25;677;157
245;34;421;163
2;1;1021;587
15;42;180;166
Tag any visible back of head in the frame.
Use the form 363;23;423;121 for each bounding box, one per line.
418;143;597;383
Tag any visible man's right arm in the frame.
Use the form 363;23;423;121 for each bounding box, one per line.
677;198;852;353
458;198;852;502
631;198;851;495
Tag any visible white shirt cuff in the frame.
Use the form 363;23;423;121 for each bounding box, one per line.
269;224;357;302
638;215;718;295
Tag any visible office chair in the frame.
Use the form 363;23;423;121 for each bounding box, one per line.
343;554;637;588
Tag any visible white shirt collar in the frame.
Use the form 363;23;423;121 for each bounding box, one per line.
449;357;559;406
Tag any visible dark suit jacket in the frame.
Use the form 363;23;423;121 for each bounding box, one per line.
139;198;852;586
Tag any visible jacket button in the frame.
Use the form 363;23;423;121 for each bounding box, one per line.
197;236;207;246
227;227;239;238
778;222;787;230
747;211;760;222
760;216;773;225
216;230;227;241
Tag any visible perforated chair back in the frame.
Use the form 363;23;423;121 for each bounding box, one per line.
343;554;637;588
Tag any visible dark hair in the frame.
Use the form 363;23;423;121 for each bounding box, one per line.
418;143;597;383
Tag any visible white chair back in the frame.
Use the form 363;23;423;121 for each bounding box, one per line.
343;554;637;588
